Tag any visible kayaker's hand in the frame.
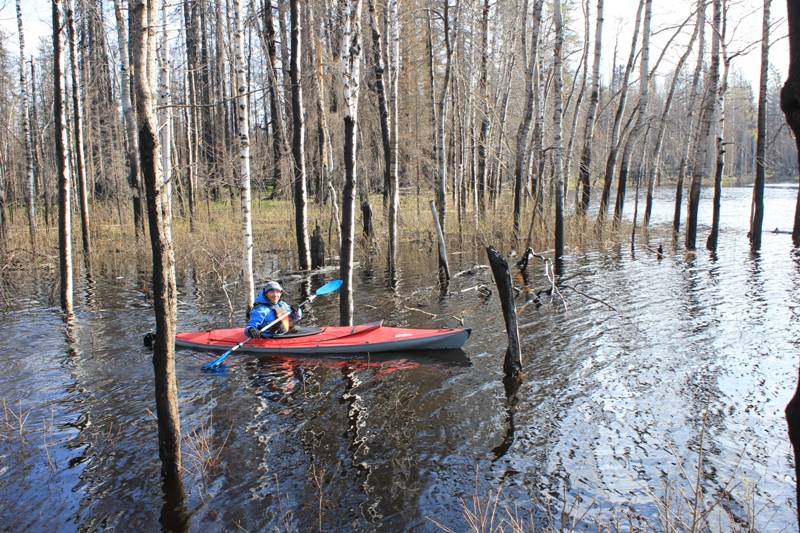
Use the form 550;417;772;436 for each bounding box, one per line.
290;304;299;314
247;326;261;338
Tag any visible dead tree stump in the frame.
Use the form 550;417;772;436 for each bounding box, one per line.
311;225;325;269
487;245;522;380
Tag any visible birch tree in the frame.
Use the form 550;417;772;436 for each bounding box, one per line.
291;0;311;270
685;0;721;250
54;0;73;315
434;0;454;235
340;0;363;326
15;0;35;248
233;0;254;305
387;0;400;275
707;0;730;252
130;0;182;478
576;0;604;214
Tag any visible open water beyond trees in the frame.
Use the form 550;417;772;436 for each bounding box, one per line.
1;186;798;531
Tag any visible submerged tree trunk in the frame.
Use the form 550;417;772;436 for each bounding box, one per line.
577;0;604;215
552;0;565;258
53;0;73;315
685;0;720;250
782;0;800;516
751;0;771;250
707;6;730;253
290;0;311;270
340;0;363;326
233;0;254;307
131;0;182;478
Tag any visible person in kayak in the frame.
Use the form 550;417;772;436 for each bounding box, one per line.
245;281;302;338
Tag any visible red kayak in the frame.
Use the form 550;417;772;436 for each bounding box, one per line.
175;321;471;355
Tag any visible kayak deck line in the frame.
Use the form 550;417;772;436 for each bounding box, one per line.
176;322;471;355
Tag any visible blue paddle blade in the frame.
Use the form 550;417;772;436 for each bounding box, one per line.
316;279;343;295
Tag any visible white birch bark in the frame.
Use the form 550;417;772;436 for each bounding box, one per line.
16;0;36;247
53;0;73;314
553;0;565;258
233;0;254;306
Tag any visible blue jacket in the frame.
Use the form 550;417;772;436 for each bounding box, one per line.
245;289;303;337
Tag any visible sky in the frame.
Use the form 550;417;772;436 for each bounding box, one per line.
0;0;791;92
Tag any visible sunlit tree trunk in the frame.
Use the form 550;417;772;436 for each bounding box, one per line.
597;0;643;223
685;0;720;250
368;0;391;209
29;57;48;229
67;0;93;270
553;0;565;259
563;0;591;201
16;0;36;249
54;0;73;315
290;0;311;270
181;0;199;230
751;0;771;250
262;0;287;198
232;0;254;306
513;0;543;245
309;4;332;205
613;0;651;229
340;0;363;326
158;0;172;223
673;0;705;236
130;0;182;478
434;0;454;236
577;0;604;214
476;0;491;217
387;0;400;275
707;3;730;253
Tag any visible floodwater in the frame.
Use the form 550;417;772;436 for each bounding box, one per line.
1;186;798;532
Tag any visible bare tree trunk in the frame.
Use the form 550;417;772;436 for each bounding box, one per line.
645;15;699;226
131;0;182;479
368;0;391;210
613;0;651;229
597;0;644;223
290;0;311;270
563;0;591;201
577;0;604;214
513;0;543;245
751;0;771;250
16;0;36;249
67;0;92;270
29;57;48;229
233;0;254;307
685;0;721;250
387;0;400;276
309;4;332;205
0;157;6;243
340;0;363;326
673;0;705;236
782;0;800;515
476;0;491;217
434;1;454;236
707;4;730;253
553;0;565;258
262;0;287;198
181;0;198;230
54;0;73;315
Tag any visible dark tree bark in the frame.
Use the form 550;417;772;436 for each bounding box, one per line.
486;246;522;381
577;0;604;215
54;0;73;315
262;0;287;198
16;0;36;248
780;0;800;518
553;0;565;258
131;0;182;478
476;0;491;216
752;0;771;250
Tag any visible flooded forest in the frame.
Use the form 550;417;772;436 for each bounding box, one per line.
2;0;800;531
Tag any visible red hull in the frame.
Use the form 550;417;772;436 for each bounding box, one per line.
176;322;470;355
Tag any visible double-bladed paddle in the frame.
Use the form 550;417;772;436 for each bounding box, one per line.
200;279;343;372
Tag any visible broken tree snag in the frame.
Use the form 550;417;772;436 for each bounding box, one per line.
430;200;451;283
487;245;523;380
311;225;325;269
